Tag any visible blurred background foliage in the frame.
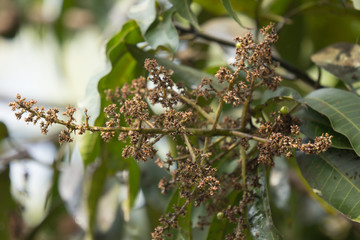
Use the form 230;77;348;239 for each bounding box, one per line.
2;0;360;239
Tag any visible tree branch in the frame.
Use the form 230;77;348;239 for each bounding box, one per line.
175;24;316;87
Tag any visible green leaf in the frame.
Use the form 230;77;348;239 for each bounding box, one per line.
0;121;9;141
78;132;101;167
145;9;179;53
128;0;157;33
248;166;282;239
81;20;144;238
86;150;108;238
0;168;17;240
297;148;360;222
166;188;193;239
255;87;303;121
169;0;200;29
260;87;303;104
296;107;352;150
255;96;302;122
206;191;239;239
305;88;360;156
127;157;141;209
220;0;249;29
311;42;360;95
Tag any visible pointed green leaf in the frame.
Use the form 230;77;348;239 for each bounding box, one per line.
297;148;360;222
248;166;282;239
305;88;360;156
296;108;352;150
169;0;200;29
145;9;179;53
221;0;249;29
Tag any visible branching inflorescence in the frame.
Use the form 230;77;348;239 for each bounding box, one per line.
9;24;332;240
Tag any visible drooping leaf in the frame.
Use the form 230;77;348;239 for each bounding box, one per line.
0;168;17;240
169;0;200;29
305;88;360;156
145;9;179;53
86;149;108;237
296;107;352;150
82;20;144;238
297;148;360;222
128;0;157;33
0;122;9;141
248;166;282;240
311;42;360;94
221;0;250;29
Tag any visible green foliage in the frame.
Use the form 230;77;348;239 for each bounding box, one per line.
305;88;360;156
298;148;360;222
5;0;360;240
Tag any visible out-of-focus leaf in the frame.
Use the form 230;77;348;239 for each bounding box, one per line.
0;121;9;141
297;148;360;222
221;0;249;29
127;157;141;209
169;0;200;29
206;191;239;239
305;88;360;156
86;154;107;238
352;0;360;10
127;44;217;88
78;132;101;167
260;87;303;104
255;96;302;122
195;0;256;16
255;87;303;121
82;20;144;238
128;0;156;33
145;9;179;53
296;108;352;150
248;166;282;239
311;42;360;94
166;188;192;239
0;168;17;240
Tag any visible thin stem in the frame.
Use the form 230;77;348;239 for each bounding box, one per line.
239;77;256;131
184;134;196;162
209;139;243;164
240;146;247;192
175;92;215;124
175;24;316;87
174;136;227;162
145;119;155;128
